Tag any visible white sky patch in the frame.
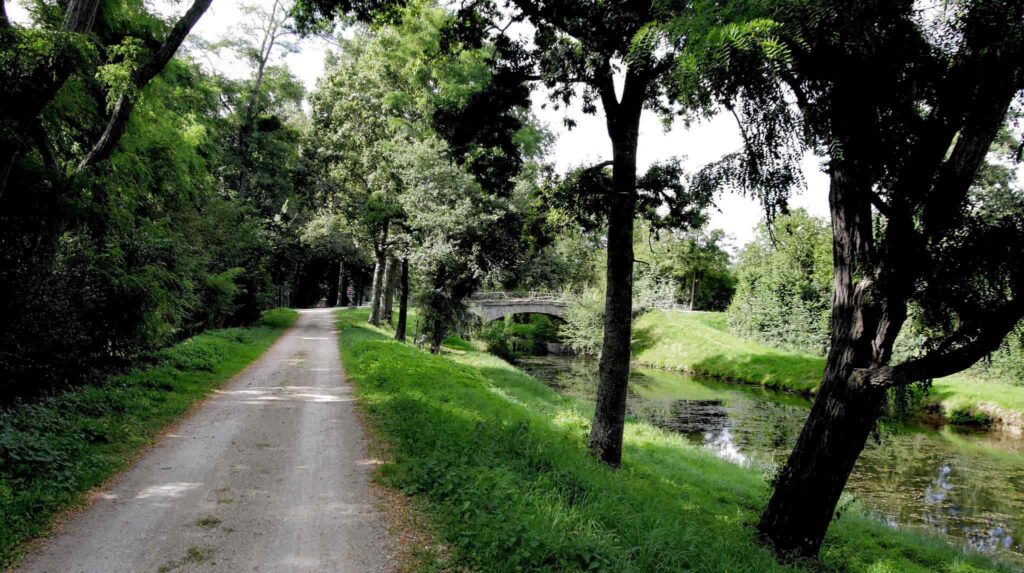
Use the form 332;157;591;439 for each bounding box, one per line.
9;0;832;246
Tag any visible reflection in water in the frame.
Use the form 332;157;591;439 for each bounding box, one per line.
518;355;1024;556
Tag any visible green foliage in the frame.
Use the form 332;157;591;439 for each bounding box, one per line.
637;226;736;311
259;307;300;328
479;315;560;360
0;310;295;567
947;406;994;428
337;308;1016;573
727;210;832;355
0;4;309;400
561;287;606;356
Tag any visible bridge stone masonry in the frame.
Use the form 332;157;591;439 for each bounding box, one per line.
467;291;569;322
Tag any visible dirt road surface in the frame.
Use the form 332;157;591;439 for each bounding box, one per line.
17;309;395;573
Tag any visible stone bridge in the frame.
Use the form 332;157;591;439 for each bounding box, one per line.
467;291;569;322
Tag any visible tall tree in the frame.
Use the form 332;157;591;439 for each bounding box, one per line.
228;0;298;198
680;0;1024;558
429;0;769;466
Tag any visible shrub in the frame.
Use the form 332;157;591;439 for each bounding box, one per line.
947;406;994;427
259;308;299;329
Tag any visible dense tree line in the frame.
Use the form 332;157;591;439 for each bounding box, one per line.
0;0;368;402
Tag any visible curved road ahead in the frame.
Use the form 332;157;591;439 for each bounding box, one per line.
17;309;394;573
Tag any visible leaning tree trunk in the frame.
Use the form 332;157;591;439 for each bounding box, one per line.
757;162;887;558
588;103;641;467
382;255;398;324
394;257;409;342
368;250;386;325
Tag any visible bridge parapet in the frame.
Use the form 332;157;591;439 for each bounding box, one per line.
469;291;566;303
468;291;569;321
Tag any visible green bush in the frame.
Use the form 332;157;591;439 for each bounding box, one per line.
259;308;300;329
727;210;833;355
479;315;560;360
947;406;994;427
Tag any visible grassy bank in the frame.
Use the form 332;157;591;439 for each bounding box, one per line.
631;310;1024;427
932;375;1024;428
0;308;297;566
338;308;1018;573
631;310;824;394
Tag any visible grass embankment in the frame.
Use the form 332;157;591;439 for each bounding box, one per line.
632;310;1024;427
0;308;298;566
631;310;824;394
337;308;1018;573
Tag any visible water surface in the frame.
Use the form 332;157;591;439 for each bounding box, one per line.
518;355;1024;556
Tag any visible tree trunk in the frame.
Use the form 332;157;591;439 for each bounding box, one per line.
62;0;101;32
757;161;886;558
588;99;641;467
338;262;349;307
368;249;386;325
688;273;698;311
354;273;363;306
326;259;341;308
382;255;398;324
395;257;409;342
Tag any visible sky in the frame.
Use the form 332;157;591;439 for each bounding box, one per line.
8;0;831;248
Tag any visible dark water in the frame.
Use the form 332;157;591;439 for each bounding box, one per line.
518;356;1024;556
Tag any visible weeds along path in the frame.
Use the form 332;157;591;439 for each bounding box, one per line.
16;309;394;573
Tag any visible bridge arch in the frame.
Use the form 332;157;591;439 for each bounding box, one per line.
467;292;569;322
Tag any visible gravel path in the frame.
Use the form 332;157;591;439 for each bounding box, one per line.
17;309;395;573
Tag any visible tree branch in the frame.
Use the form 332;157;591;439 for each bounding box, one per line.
595;59;619;117
855;297;1024;389
76;0;213;171
30;122;59;172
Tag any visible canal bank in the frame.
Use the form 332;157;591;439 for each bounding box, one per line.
337;308;1021;572
629;310;1024;431
519;355;1024;557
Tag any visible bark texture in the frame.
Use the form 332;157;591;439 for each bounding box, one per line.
382;256;398;324
394;258;409;342
367;252;385;325
757;163;886;557
587;66;644;467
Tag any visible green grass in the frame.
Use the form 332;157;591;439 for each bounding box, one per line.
931;375;1024;428
631;310;1024;426
631;310;824;394
0;308;297;566
338;308;1019;573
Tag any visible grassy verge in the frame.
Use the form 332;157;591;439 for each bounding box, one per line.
338;308;1018;573
631;310;824;394
931;375;1024;429
631;310;1024;428
0;308;298;566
